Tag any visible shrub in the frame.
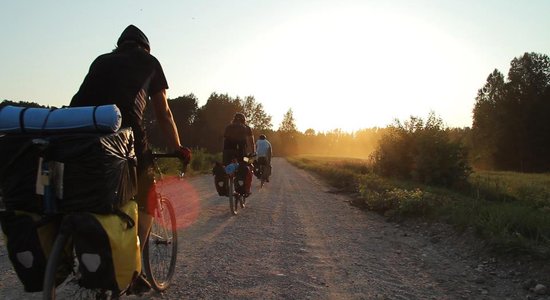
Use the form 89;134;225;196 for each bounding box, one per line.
371;113;471;187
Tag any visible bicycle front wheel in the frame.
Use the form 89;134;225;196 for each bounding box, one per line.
143;197;178;291
228;177;237;215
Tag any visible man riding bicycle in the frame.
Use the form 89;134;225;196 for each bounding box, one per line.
255;134;272;182
69;24;191;294
222;113;255;165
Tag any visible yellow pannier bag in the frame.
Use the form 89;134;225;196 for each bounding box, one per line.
67;200;141;293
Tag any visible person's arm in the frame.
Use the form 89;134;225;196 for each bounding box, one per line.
151;89;181;150
247;133;255;154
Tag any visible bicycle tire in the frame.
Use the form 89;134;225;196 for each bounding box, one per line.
229;177;237;215
239;194;245;208
43;232;118;300
143;197;178;291
259;165;266;188
43;232;69;300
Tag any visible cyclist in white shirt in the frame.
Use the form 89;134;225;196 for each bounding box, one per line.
255;134;272;182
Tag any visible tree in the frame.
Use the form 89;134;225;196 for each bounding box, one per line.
1;99;48;109
471;69;505;169
372;113;471;187
472;52;550;172
278;108;297;133
143;94;198;149
277;108;299;156
169;94;199;145
191;93;241;152
242;96;273;131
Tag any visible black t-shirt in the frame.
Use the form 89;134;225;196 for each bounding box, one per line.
223;122;252;150
70;45;168;164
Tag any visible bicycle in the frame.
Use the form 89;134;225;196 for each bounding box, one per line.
42;151;186;299
225;154;255;216
144;152;184;291
255;157;269;188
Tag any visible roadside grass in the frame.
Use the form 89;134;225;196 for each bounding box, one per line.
287;155;550;259
154;148;221;176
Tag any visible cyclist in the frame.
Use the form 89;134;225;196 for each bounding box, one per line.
222;112;255;165
69;24;191;294
255;134;272;182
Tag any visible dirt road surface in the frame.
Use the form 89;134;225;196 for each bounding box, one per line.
1;158;547;299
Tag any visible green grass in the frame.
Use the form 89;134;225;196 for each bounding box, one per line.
288;155;550;259
468;171;550;208
155;148;221;176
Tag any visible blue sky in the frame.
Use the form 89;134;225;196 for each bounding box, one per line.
1;0;549;132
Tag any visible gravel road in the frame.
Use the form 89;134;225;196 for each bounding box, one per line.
1;158;548;299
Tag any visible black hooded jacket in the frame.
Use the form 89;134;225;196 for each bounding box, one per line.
70;25;168;169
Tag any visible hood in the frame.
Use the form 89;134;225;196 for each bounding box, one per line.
116;25;150;51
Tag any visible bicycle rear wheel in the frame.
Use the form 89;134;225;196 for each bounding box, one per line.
143;197;178;291
259;165;266;188
43;233;115;300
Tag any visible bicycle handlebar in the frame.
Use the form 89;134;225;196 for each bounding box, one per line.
152;152;189;176
151;153;180;159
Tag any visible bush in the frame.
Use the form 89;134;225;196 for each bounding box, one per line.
371;113;471;187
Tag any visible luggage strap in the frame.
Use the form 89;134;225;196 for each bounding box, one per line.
114;209;135;229
92;106;99;132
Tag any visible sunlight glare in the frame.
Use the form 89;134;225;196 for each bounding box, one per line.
218;4;480;132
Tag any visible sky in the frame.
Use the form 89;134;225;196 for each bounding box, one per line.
1;0;549;133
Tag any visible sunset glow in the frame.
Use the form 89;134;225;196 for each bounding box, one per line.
1;1;549;132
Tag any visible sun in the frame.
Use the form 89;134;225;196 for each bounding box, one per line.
215;4;481;132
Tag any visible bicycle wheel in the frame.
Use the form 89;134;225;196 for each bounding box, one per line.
43;233;115;300
228;177;237;215
239;194;245;208
143;197;178;291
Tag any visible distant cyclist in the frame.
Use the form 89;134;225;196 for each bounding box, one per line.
222;112;255;165
255;134;272;182
70;24;191;294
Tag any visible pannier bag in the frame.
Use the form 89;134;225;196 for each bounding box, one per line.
255;157;272;178
65;200;140;292
0;128;137;214
234;162;252;195
212;162;229;196
0;104;121;134
0;211;70;292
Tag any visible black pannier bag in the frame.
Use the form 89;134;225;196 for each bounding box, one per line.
0;128;137;213
0;211;70;292
212;162;229;196
234;162;252;195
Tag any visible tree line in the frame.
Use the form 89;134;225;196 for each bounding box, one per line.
471;52;550;172
2;51;549;174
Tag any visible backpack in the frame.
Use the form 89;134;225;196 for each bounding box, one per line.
234;162;252;195
212;162;229;196
66;200;140;293
0;211;70;292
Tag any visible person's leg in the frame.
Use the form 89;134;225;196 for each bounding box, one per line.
129;168;155;294
138;211;153;252
136;168;155;251
267;157;272;180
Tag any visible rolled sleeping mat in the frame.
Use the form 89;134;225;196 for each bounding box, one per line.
0;104;122;134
